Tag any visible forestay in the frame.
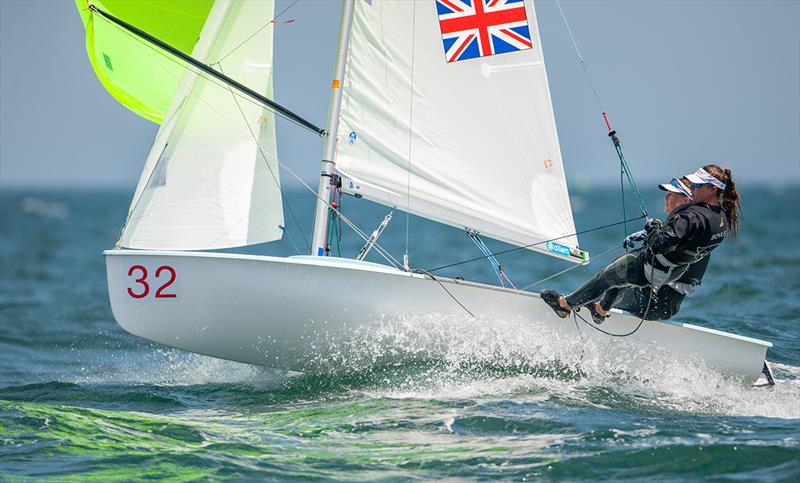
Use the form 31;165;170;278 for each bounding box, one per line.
336;0;584;262
118;0;284;250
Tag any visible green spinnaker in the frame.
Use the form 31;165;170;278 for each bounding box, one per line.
75;0;214;124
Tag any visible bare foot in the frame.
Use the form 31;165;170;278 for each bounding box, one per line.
558;296;571;311
593;302;609;317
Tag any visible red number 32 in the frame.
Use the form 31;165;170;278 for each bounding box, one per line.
127;265;177;299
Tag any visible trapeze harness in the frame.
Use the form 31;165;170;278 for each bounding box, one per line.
643;202;727;291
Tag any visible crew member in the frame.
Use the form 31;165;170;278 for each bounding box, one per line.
590;177;704;322
541;164;741;320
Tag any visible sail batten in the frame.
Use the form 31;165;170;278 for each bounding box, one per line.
337;0;585;262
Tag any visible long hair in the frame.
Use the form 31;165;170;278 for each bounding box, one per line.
703;164;741;235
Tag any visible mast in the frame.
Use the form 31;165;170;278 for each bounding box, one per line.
310;0;355;256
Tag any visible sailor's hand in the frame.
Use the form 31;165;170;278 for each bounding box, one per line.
623;229;647;248
628;229;647;241
645;218;662;233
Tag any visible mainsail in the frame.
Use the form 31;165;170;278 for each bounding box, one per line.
78;0;284;250
336;0;585;262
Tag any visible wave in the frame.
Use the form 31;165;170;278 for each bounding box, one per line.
43;313;800;420
18;196;69;219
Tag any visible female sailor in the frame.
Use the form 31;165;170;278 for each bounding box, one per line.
590;177;705;323
541;164;741;320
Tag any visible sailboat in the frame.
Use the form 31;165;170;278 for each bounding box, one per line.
75;0;773;384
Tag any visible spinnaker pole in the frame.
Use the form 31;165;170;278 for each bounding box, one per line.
87;4;325;136
310;0;355;256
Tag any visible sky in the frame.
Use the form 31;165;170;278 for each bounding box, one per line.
0;0;798;190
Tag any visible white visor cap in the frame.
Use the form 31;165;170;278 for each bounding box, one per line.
658;178;693;198
685;168;726;190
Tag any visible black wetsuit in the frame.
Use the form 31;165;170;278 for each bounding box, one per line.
564;202;727;310
602;255;710;320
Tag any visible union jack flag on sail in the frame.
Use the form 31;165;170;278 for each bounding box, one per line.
436;0;533;63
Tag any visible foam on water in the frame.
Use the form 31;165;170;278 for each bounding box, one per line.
331;314;800;420
73;348;271;387
71;313;800;420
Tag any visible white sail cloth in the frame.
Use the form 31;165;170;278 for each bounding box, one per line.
336;0;583;261
121;0;283;250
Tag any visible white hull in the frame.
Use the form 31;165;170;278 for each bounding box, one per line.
105;250;772;383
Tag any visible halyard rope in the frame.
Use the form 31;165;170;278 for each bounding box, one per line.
554;0;649;231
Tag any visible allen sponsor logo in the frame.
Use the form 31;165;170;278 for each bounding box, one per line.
546;241;571;257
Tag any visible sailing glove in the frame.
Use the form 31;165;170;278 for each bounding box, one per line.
623;229;648;248
645;218;662;233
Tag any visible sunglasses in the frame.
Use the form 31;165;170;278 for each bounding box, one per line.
669;178;692;197
690;182;711;189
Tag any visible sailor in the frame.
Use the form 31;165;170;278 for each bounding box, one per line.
540;164;741;321
589;177;705;322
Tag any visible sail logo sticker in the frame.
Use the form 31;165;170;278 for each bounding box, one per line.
348;131;357;144
102;53;113;71
436;0;533;63
546;241;571;257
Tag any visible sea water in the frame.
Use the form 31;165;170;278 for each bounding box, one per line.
1;186;798;481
